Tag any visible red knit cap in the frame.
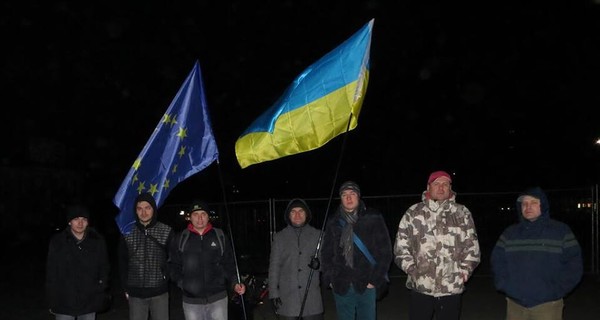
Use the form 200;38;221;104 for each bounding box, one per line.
428;171;452;184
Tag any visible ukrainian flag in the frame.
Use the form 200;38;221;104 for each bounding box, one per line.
235;19;373;169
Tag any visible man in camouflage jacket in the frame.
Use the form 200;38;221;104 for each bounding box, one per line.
394;171;480;320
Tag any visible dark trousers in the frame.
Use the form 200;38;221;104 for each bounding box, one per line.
409;290;461;320
279;315;324;320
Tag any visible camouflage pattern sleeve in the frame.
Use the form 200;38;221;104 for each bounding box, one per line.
459;206;480;279
393;207;416;275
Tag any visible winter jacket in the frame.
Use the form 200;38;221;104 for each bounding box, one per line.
322;201;393;295
46;227;110;316
491;187;583;307
169;224;238;304
118;219;173;298
268;198;323;317
394;190;480;297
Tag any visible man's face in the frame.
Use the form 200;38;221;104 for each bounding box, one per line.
69;217;88;236
521;196;542;221
428;177;452;201
190;210;210;231
340;190;360;212
289;207;307;227
136;201;154;225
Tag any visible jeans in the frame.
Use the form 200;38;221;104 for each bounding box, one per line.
55;313;95;320
506;297;564;320
128;292;169;320
182;297;228;320
333;285;376;320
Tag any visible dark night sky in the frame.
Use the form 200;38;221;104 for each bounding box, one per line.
3;1;600;210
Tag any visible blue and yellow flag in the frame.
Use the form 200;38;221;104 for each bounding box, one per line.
114;61;219;234
235;19;373;169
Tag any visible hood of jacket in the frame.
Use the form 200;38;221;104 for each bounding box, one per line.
515;186;550;222
134;192;158;226
284;198;312;227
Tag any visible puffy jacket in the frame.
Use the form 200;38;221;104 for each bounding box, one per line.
118;219;173;298
394;191;480;297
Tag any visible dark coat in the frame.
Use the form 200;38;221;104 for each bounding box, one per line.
491;187;583;307
46;227;110;315
169;225;238;304
321;201;393;295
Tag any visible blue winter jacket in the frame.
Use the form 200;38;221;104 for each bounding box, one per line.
490;187;583;307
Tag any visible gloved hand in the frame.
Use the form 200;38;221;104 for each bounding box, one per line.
271;297;282;311
308;257;320;270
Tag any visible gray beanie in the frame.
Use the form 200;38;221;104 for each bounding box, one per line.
339;181;361;197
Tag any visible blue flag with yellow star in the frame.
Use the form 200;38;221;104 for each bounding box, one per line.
113;61;219;234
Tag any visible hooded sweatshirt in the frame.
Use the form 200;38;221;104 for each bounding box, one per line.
491;187;583;307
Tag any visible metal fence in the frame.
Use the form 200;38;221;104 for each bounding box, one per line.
162;185;600;276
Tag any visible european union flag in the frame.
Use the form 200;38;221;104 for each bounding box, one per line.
114;61;219;234
235;19;373;169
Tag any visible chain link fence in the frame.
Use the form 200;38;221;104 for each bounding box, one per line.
162;185;600;276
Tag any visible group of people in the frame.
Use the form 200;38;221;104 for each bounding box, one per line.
46;170;584;320
46;193;246;320
268;173;582;320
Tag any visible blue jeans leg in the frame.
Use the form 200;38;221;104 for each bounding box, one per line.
357;288;376;320
333;285;376;320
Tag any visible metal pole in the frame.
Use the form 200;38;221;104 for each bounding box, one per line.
592;185;595;275
298;113;354;319
215;159;248;320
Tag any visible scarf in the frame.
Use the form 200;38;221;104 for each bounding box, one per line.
340;208;358;268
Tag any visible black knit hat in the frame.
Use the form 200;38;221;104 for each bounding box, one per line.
339;181;361;197
188;200;211;214
66;204;90;222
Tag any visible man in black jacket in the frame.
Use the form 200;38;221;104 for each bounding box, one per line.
118;192;173;320
321;181;393;320
46;204;110;320
169;200;246;320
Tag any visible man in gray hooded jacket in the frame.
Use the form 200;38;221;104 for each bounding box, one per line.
268;198;324;320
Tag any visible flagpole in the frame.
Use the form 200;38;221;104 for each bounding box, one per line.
216;159;248;320
297;113;354;319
